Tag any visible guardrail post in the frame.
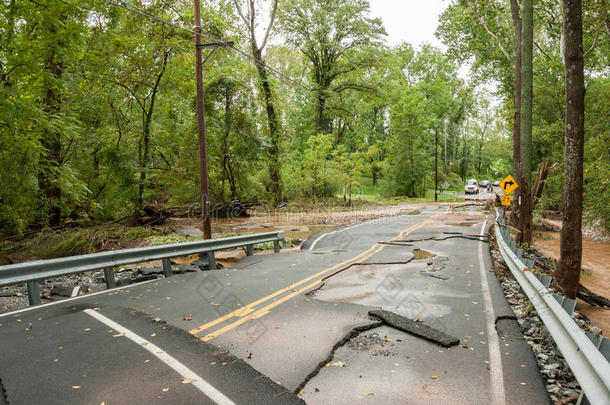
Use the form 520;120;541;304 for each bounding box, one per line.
27;281;41;306
207;252;217;270
162;258;172;277
104;267;116;289
246;244;254;256
273;240;280;253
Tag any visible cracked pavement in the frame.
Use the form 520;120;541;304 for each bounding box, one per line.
0;204;549;404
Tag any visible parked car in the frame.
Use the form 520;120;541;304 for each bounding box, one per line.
465;179;480;194
479;180;492;192
493;180;500;187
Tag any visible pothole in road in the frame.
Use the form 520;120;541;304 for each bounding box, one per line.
347;332;396;357
412;249;436;260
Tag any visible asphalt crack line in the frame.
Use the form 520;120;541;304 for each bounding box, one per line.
199;245;385;341
83;309;235;405
320;257;416;283
188;242;385;335
0;376;9;405
193;211;449;339
391;235;489;243
477;221;506;405
292;321;384;395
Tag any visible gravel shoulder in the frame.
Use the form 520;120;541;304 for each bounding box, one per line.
490;226;591;405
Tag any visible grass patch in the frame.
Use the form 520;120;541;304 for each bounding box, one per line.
2;224;180;262
255;237;300;250
146;234;197;245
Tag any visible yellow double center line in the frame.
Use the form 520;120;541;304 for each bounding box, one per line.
190;209;448;341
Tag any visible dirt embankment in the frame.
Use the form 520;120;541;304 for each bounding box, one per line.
532;228;610;336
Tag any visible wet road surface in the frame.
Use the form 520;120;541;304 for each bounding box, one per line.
0;204;549;404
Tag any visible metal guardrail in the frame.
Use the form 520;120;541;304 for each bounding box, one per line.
0;230;285;306
494;209;610;405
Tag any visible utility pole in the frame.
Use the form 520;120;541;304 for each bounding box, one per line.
434;127;438;202
193;0;211;239
193;0;233;239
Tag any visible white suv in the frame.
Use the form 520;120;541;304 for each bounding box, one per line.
465;179;480;194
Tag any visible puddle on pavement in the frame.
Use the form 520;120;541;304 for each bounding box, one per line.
332;249;348;253
449;222;476;227
412;249;436;260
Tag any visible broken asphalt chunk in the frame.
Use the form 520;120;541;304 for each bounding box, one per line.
368;309;460;348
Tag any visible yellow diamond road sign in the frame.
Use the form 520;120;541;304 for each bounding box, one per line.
499;174;519;194
501;195;512;206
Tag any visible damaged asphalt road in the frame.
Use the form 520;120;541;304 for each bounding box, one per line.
0;205;549;404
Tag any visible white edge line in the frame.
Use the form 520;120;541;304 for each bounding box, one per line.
308;229;337;251
307;217;386;251
0;277;161;319
478;220;506;405
83;309;235;405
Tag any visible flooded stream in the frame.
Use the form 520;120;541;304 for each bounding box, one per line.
533;231;610;334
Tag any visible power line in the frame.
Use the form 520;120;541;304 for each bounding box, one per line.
98;0;379;129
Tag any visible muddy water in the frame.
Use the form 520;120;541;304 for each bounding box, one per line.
412;249;437;260
533;231;610;334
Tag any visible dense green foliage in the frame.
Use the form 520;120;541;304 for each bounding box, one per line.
437;0;610;234
0;0;607;236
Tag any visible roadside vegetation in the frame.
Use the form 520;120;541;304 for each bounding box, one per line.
0;0;607;294
1;0;511;238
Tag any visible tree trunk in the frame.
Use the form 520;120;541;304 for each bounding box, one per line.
316;92;331;133
252;47;282;205
518;0;534;245
39;21;64;227
349;183;352;206
137;50;169;214
477;140;482;174
510;0;523;228
461;137;467;182
511;0;522;183
221;83;238;200
443;128;447;174
434;127;438;202
557;0;585;299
